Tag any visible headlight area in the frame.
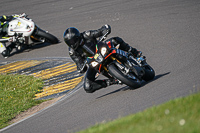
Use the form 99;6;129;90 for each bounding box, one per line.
90;47;108;67
91;61;98;67
94;53;104;63
101;47;107;56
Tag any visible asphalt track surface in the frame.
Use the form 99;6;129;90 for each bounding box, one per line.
1;0;200;133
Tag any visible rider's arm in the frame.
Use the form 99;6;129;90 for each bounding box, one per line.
69;47;87;73
0;13;26;22
84;24;111;39
0;15;13;22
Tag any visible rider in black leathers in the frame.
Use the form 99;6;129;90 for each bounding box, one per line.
63;25;142;93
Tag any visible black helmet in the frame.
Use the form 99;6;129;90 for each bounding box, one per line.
63;27;81;50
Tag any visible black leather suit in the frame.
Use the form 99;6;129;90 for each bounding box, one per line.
69;27;139;93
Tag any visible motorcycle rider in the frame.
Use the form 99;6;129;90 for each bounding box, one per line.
63;25;142;93
0;13;25;58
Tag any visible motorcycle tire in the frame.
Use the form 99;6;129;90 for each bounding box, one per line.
142;65;155;81
108;63;141;89
35;29;59;44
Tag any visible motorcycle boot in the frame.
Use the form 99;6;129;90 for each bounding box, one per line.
105;78;122;86
1;49;10;58
128;47;142;58
0;42;9;58
3;47;12;58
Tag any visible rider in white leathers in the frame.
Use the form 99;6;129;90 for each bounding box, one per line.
0;13;25;58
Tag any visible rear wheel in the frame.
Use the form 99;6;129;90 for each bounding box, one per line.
32;28;58;44
108;63;141;89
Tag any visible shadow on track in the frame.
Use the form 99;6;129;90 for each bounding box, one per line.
8;42;61;57
96;72;170;99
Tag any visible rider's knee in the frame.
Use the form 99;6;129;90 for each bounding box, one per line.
84;82;95;93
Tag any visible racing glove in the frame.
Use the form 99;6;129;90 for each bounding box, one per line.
19;13;27;18
78;62;88;73
13;13;27;18
101;24;111;35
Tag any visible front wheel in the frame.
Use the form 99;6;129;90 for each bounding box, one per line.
107;63;141;89
142;65;155;81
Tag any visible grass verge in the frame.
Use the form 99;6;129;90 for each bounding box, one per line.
78;92;200;133
0;74;45;129
1;73;199;132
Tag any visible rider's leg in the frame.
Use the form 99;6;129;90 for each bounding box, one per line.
106;37;141;58
84;67;119;93
84;67;106;93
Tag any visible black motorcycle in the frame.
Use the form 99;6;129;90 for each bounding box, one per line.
83;32;155;88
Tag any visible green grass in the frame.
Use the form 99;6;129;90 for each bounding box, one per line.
78;92;200;133
1;73;200;132
0;74;45;129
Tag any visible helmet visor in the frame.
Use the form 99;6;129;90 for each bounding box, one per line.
66;36;80;50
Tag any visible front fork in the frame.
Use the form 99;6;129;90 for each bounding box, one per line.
105;55;130;74
108;55;145;80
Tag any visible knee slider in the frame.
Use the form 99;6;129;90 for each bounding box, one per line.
84;81;95;93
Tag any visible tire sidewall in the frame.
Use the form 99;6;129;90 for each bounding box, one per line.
108;63;141;88
35;28;58;44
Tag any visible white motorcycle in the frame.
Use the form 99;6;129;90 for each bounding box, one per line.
0;14;58;58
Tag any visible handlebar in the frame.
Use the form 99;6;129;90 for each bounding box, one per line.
0;38;10;42
98;31;109;42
